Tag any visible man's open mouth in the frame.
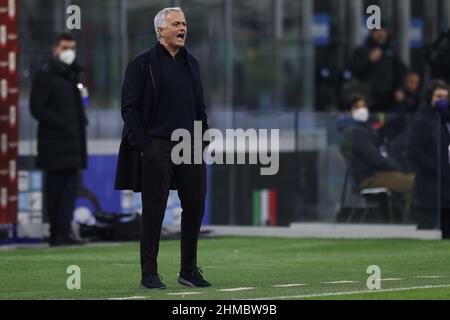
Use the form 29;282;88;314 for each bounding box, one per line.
177;33;185;40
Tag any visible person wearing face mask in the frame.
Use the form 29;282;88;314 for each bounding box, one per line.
29;32;88;246
338;94;415;203
407;80;450;238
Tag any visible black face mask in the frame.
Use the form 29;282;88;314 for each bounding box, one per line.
434;99;450;123
435;99;449;114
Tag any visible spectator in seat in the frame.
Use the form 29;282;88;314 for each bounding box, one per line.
338;94;415;198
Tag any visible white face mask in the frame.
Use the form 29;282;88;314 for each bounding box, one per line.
352;107;370;122
59;49;76;65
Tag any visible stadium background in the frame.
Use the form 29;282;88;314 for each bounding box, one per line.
1;0;450;242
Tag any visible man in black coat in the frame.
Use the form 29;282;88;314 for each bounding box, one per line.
350;27;406;112
30;32;88;246
115;7;210;290
407;80;450;238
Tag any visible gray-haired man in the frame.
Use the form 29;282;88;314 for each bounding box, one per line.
115;7;210;290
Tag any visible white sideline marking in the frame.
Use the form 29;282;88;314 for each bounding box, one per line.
219;287;255;292
381;278;404;281
168;292;205;296
273;284;308;288
109;296;147;300
245;284;450;300
321;280;358;284
414;276;448;279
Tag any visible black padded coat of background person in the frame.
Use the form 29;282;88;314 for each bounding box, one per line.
407;104;450;236
350;28;405;112
29;33;87;246
30;58;88;171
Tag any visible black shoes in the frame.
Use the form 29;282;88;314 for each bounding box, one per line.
140;268;211;290
140;274;167;290
178;267;212;288
49;234;87;247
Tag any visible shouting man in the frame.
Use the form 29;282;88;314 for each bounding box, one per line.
115;7;211;290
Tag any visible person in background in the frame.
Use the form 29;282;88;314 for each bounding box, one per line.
407;80;450;238
386;71;422;173
394;71;422;113
350;27;406;113
338;93;414;198
30;32;88;247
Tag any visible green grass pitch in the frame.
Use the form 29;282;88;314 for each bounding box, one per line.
1;237;450;300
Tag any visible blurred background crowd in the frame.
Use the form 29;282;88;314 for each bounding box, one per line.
5;0;450;242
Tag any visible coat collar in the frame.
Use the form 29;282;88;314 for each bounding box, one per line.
418;103;439;119
46;56;83;82
147;42;200;99
148;41;192;65
49;56;83;74
155;41;187;59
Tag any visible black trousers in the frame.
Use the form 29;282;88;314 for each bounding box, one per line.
140;138;207;277
45;170;78;240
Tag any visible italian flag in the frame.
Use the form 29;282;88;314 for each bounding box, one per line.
252;189;277;226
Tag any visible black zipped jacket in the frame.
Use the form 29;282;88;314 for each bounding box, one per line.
29;57;88;171
114;42;209;192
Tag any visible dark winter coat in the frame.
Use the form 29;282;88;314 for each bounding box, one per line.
29;57;88;172
395;87;421;113
114;43;209;192
350;37;405;112
407;105;450;209
338;116;400;188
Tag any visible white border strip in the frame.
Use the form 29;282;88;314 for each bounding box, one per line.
168;292;205;296
109;296;147;300
219;287;256;292
245;284;450;300
272;284;308;288
209;224;441;240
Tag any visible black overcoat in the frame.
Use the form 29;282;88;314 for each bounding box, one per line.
114;43;209;192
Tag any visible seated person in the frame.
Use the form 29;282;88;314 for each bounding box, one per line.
338;93;415;198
